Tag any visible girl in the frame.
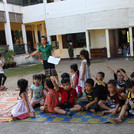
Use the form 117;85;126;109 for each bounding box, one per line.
40;79;59;113
0;54;7;91
11;79;35;120
30;74;45;107
70;64;82;97
79;50;91;88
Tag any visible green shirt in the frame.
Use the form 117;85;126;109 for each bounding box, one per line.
38;44;53;60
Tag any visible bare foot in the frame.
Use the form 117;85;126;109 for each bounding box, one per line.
111;118;122;123
90;109;96;114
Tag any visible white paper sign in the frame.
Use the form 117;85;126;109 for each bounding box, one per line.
47;56;61;65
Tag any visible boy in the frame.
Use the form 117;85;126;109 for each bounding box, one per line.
95;72;107;101
53;78;80;117
98;80;120;115
78;79;98;113
0;54;7;91
112;80;134;123
107;65;127;101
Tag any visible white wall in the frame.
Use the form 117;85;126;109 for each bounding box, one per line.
46;0;134;36
14;54;38;65
0;2;22;13
23;3;45;23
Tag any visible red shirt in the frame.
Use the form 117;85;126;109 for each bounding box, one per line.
59;87;77;105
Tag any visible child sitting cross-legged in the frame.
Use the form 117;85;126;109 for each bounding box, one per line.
98;80;120;115
95;72;108;101
77;78;99;113
53;77;81;117
40;79;59;113
112;80;134;123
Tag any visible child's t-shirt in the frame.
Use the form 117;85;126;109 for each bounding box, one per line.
30;84;43;100
127;92;134;106
0;60;4;74
84;88;98;102
95;83;107;101
59;87;77;105
114;73;126;94
45;89;59;113
107;92;120;105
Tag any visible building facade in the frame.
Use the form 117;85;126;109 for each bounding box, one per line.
0;0;134;64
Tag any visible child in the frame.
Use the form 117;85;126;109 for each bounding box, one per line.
40;79;59;113
61;72;70;80
79;50;91;88
70;64;82;97
11;79;35;120
95;72;107;101
0;54;7;90
112;80;134;123
117;69;134;82
107;65;127;100
30;74;45;107
53;77;81;117
78;79;98;113
98;80;120;115
39;73;46;88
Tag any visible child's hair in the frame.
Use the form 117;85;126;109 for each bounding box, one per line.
85;78;94;86
125;80;134;89
0;54;2;57
70;64;79;77
116;69;126;74
130;72;134;78
61;73;70;79
97;72;105;78
39;73;46;88
45;79;54;89
61;78;70;84
80;49;90;66
33;74;41;80
107;80;116;87
17;79;28;96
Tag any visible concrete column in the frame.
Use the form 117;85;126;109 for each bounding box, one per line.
41;23;45;36
105;29;111;58
34;24;39;48
21;24;28;53
129;27;134;56
4;0;13;50
85;30;91;58
47;36;51;44
56;35;63;58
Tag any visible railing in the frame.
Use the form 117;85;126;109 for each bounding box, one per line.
7;0;43;6
23;0;43;6
7;0;23;6
13;44;26;54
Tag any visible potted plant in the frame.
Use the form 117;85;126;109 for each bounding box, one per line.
4;50;16;68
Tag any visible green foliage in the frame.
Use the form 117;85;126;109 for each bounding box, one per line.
4;50;15;63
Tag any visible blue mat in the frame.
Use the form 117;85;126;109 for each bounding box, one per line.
20;108;134;123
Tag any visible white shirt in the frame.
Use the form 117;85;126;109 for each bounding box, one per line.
0;60;4;74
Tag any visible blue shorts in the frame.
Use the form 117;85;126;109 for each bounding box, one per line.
103;101;116;109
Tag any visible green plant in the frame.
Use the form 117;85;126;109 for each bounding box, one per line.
0;47;5;54
4;50;16;63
